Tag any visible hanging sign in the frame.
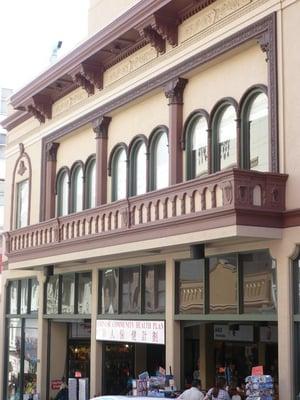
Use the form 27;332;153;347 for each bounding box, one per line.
252;365;264;376
214;324;253;342
96;319;165;344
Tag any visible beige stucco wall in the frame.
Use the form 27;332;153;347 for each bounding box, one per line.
88;0;141;36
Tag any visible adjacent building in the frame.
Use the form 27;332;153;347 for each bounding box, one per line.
0;0;300;399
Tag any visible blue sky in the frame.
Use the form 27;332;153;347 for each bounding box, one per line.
0;0;88;91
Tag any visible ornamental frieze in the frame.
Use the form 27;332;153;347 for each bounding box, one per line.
52;88;88;116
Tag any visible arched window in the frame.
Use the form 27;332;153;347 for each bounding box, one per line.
112;147;127;201
150;129;169;190
86;158;96;209
57;170;69;216
242;91;269;171
71;165;83;213
213;104;237;172
186;113;208;179
130;141;147;196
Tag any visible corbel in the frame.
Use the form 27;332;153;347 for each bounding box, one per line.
26;94;53;123
92;116;112;139
164;77;188;105
70;61;104;95
45;142;60;162
257;31;270;62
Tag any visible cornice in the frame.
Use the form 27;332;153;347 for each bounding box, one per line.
1;110;30;131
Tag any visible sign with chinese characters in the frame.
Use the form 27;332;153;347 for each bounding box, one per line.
214;324;253;342
96;319;165;345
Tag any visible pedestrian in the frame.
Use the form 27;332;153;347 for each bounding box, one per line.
228;386;242;400
204;377;230;400
55;377;68;400
178;379;205;400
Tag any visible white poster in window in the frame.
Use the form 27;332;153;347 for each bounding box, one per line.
260;326;278;343
96;319;165;345
68;378;77;400
79;378;89;400
214;324;253;342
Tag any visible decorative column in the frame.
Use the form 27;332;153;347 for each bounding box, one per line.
92;116;111;206
164;77;188;185
45;142;59;220
165;256;181;387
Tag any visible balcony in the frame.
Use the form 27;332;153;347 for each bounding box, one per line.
4;169;288;263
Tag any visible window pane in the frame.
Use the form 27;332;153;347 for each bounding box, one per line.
16;179;29;228
46;276;59;314
242;251;276;313
87;160;96;208
249;93;269;171
144;264;165;313
73;167;83;212
114;149;127;200
178;260;205;314
101;269;118;314
30;278;39;313
0;179;4;230
78;272;92;314
62;274;75;314
23;319;38;398
295;323;300;396
8;281;18;315
7;318;22;400
121;267;140;313
218;105;237;170
20;280;28;314
135;143;147;195
155;132;169;190
191;116;208;177
209;255;237;314
58;172;69;216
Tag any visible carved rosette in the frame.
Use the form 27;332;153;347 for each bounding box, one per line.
92;116;112;139
164;77;188;105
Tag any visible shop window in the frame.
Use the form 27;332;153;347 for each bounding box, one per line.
242;251;276;313
62;274;75;314
71;165;84;213
294;255;300;314
20;279;29;314
30;278;39;313
112;147;127;201
177;260;205;314
46;275;59;314
213;104;237;172
78;272;92;314
23;319;38;398
101;269;119;314
150;129;169;190
209;254;238;314
186;114;208;179
144;264;165;313
56;169;69;217
8;281;19;315
120;267;141;313
130;141;147;196
7;318;22;400
86;158;96;209
16;179;29;228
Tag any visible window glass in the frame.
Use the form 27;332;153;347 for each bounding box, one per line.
154;132;169;190
23;319;38;398
249;93;269;171
20;280;28;314
114;148;127;201
295;257;300;314
8;281;19;315
178;260;205;314
16;179;29;228
0;180;4;230
217;105;237;170
73;166;83;212
78;272;92;314
190;116;208;178
209;254;238;314
57;172;69;216
121;267;140;313
62;274;75;314
87;159;96;208
242;251;276;313
101;269;118;314
135;142;147;195
0;144;5;180
7;318;22;400
295;323;300;396
30;278;39;313
144;264;165;313
46;276;59;314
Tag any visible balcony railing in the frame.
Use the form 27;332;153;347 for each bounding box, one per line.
4;169;288;260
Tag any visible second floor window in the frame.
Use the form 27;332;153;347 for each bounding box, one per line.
86;158;96;208
131;141;147;196
71;165;83;213
57;170;69;217
112;147;127;201
186;114;208;179
16;179;29;228
151;130;169;190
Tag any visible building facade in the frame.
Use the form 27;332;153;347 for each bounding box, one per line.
0;0;300;399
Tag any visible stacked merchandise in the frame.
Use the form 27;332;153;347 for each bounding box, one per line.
245;375;274;400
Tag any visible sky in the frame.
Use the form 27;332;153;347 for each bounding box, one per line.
0;0;88;92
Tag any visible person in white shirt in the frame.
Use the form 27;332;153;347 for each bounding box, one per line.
178;380;205;400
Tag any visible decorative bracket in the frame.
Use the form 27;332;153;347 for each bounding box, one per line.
92;116;112;139
26;94;53;123
70;62;104;95
45;142;60;162
257;31;270;62
164;77;188;105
